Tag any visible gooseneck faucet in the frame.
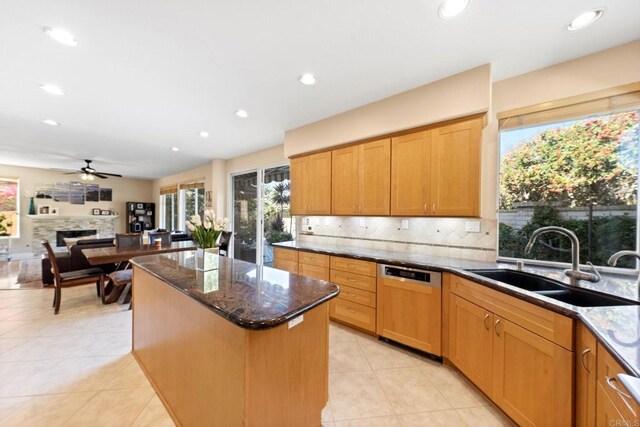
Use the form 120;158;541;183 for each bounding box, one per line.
608;251;640;286
524;226;601;286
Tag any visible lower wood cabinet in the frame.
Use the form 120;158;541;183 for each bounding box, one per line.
273;248;299;274
298;263;329;281
448;275;574;427
596;342;640;426
329;298;376;333
576;322;597;427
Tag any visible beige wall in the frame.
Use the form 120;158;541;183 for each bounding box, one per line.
0;163;153;255
151;162;213;199
284;64;492;157
226;144;288;174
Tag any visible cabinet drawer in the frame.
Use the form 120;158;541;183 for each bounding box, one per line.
274;248;298;262
330;256;377;277
298;263;330;281
330;269;376;293
449;274;573;350
329;298;376;333
273;258;298;274
337;285;376;308
299;251;330;268
597;343;640;421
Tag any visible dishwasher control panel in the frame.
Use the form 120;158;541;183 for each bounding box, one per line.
379;264;442;287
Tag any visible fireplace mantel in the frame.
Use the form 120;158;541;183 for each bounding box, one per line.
29;215;119;255
27;215;119;220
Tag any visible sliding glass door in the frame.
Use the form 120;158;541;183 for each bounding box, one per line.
230;165;293;266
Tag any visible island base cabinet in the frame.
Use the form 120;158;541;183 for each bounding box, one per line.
492;317;573;427
133;267;329;427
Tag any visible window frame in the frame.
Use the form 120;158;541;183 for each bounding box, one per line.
0;178;20;239
159;192;178;232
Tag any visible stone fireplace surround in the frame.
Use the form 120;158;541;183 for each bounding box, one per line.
29;215;118;255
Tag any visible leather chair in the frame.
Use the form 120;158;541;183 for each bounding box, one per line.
219;231;232;257
42;240;105;314
115;233;142;247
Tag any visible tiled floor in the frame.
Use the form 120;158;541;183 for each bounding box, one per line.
0;285;513;426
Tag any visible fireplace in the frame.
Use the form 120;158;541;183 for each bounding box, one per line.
56;229;98;247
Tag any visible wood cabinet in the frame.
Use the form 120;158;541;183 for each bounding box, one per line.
273;248;298;274
328;256;378;333
390;117;482;217
290;152;332;215
576;323;597;427
448;274;574;427
298;252;330;281
331;139;390;215
596;342;640;426
377;272;441;355
430;119;481;216
390;131;431;216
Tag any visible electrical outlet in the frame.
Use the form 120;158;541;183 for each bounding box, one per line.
401;219;409;230
359;218;366;228
465;220;481;233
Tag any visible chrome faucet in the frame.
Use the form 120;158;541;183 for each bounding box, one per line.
524;226;601;286
608;251;640;286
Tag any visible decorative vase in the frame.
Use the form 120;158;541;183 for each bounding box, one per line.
195;247;219;271
28;197;36;215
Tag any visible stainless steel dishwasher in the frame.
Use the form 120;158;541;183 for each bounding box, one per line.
377;264;442;356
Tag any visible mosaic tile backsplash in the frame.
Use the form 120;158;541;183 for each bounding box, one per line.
296;216;497;262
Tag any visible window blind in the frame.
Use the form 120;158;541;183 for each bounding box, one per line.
179;181;205;190
159;185;178;195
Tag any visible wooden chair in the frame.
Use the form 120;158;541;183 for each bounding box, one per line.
219;231;232;257
149;231;171;245
105;269;133;308
115;233;142;247
42;240;105;314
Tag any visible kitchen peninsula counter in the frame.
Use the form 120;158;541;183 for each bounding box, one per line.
131;252;339;426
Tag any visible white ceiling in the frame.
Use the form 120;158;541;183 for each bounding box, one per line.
0;0;639;179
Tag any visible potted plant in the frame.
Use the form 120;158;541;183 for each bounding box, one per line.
0;213;13;236
186;209;229;271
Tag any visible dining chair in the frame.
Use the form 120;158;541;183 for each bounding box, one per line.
219;231;233;257
115;233;142;247
105;269;133;308
149;231;172;245
42;240;105;314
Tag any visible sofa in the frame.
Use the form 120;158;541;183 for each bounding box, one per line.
41;238;117;285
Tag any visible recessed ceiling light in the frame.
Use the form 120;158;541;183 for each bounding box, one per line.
43;27;78;46
170;147;180;152
39;84;64;95
438;0;470;19
42;119;60;126
299;73;317;85
565;10;604;32
235;109;249;118
199;131;209;138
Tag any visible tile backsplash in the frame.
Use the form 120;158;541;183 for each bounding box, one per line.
296;216;497;262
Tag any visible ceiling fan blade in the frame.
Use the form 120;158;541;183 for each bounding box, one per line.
63;171;80;175
96;172;123;177
94;173;109;179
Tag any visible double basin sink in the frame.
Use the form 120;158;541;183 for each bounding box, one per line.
468;269;637;307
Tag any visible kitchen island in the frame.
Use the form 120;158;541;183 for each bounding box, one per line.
130;252;339;427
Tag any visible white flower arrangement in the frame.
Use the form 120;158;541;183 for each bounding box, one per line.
185;209;229;248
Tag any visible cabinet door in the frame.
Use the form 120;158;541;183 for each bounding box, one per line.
430;119;481;217
377;276;441;355
596;382;631;427
290;157;306;215
273;258;298;274
449;294;494;395
331;146;359;215
492;316;572;427
306;152;332;215
576;323;597;427
359;139;390;215
390;131;430;216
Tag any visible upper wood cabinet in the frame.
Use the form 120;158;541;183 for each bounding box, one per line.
290;152;332;215
332;139;390;215
390;131;431;216
430;118;482;216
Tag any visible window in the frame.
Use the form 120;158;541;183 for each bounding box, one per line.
0;178;19;237
159;186;178;231
180;181;205;225
498;108;639;269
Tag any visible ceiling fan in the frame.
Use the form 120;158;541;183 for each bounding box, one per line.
62;159;123;180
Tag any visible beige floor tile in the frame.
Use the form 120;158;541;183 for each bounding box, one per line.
322;400;334;423
330;323;358;344
420;362;489;408
0;320;32;337
358;339;422;370
330;341;372;373
0;337;33;355
330;371;394;421
333;415;401;426
104;356;151;390
375;367;451;414
63;387;155;427
456;406;515;427
398;409;467;426
0;392;96;427
131;395;175;426
0;397;30;420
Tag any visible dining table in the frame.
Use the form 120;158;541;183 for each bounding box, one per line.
81;240;197;266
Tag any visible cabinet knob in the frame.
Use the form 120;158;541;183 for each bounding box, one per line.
423;203;427;214
353;205;356;213
580;348;591;373
494;319;502;336
432;203;436;214
483;313;491;330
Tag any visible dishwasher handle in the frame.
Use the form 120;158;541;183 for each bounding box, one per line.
378;264;442;288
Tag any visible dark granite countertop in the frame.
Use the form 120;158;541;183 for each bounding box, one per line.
131;251;339;330
274;241;640;379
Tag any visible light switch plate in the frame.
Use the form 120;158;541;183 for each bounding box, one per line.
288;315;304;329
401;219;409;230
465;220;481;233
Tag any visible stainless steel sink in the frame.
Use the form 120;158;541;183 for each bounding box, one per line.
468;269;638;307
